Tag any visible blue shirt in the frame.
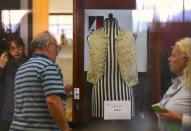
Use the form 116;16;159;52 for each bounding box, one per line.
10;54;66;131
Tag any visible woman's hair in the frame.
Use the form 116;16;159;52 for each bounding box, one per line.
7;35;25;49
175;37;191;88
29;31;56;55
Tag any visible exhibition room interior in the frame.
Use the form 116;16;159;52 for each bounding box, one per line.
0;0;190;130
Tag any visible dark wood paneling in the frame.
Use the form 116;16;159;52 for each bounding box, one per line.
133;72;148;112
49;13;73;15
159;22;191;54
28;0;32;10
28;0;32;47
73;0;85;122
73;0;137;123
84;0;136;9
0;11;3;39
147;30;160;104
0;0;20;9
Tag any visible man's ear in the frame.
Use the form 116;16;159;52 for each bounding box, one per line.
46;42;51;51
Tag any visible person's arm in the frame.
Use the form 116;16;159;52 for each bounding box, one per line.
159;109;182;122
46;95;70;131
182;115;191;130
0;53;8;78
160;110;191;130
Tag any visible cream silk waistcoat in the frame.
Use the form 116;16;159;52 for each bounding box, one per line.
87;28;138;87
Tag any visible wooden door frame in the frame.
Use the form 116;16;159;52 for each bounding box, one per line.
73;0;136;122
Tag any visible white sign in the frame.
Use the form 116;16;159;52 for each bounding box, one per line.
73;88;80;100
104;101;131;120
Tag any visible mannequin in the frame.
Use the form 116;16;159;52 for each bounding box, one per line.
87;13;138;118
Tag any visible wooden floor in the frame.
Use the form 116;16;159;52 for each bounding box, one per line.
69;110;160;131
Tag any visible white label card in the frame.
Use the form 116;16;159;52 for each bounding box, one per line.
104;101;131;120
73;88;80;100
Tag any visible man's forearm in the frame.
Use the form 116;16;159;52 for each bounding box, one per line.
46;95;69;131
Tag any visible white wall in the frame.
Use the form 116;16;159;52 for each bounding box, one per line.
20;0;29;55
84;9;147;72
49;0;73;13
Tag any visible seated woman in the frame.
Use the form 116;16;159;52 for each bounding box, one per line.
155;37;191;131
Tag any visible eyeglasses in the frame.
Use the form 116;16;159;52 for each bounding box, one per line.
57;46;61;54
48;42;61;55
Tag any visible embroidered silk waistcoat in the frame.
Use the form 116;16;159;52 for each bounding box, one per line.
87;28;138;87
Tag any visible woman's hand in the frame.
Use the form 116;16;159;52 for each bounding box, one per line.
159;108;183;122
0;53;8;69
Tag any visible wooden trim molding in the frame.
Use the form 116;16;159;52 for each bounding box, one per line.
84;0;136;9
72;0;137;123
49;13;73;15
73;0;85;122
0;0;20;9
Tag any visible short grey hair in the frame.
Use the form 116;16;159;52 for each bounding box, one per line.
29;31;57;54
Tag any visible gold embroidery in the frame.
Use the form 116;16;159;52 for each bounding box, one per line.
87;28;138;87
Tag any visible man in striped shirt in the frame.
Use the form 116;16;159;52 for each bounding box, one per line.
9;31;70;131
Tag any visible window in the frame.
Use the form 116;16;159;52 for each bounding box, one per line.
1;10;29;33
49;14;73;44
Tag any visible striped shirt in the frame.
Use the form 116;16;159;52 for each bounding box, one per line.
10;54;66;131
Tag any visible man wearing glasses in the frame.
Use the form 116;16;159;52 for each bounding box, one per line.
9;31;70;131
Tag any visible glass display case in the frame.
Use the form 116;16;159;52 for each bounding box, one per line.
1;0;191;127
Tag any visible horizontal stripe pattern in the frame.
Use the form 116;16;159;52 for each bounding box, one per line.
10;56;66;131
